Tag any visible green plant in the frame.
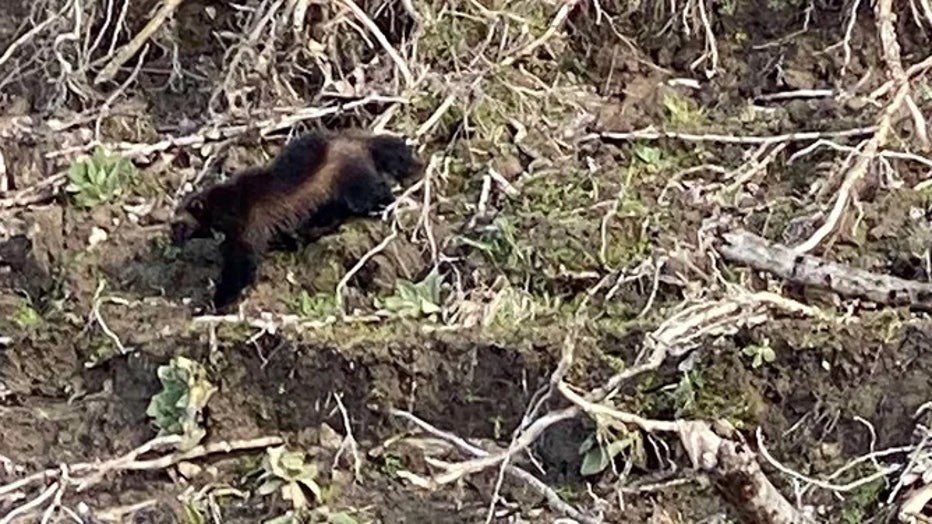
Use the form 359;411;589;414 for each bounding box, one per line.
719;0;738;15
376;268;443;320
12;300;42;330
379;453;404;477
257;446;323;511
146;356;217;450
578;428;644;476
65;146;138;208
661;91;705;129
742;338;776;368
293;290;337;318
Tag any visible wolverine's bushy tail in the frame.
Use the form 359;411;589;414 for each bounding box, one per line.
366;134;423;182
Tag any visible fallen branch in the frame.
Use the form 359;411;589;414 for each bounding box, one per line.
93;0;187;85
389;409;601;524
391;290;821;522
717;229;932;311
594;126;877;145
559;384;813;524
791;0;932;253
0;434;282;519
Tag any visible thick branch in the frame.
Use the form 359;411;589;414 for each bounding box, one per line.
717;229;932;311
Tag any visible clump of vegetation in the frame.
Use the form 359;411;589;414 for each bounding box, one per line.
256;446;324;512
293;290;338;319
146;356;217;450
742;338;776;368
65;146;138;208
376;268;443;320
578;426;646;477
12;299;42;331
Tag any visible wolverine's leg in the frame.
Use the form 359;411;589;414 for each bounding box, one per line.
212;238;260;311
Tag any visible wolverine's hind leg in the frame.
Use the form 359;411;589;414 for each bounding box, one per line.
212;238;260;312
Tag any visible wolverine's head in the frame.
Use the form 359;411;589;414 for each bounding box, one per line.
169;191;212;246
366;134;423;182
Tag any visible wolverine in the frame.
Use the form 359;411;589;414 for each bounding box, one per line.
170;130;422;311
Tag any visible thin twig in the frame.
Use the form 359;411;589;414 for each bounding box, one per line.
595;126;877;145
390;409;601;524
94;0;187;85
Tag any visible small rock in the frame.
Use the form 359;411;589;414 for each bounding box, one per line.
176;461;202;479
88;227;108;247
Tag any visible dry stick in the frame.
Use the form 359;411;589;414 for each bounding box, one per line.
0;482;59;524
428;407;579;485
500;0;582;67
0;14;62;69
0;95;400;209
481;277;616;524
0;435;179;498
754;428;899;493
335;230;398;313
390;409;601;524
558;384;811;524
93;0;187;85
392;292;812;522
717;228;932;311
425;294;778;486
338;0;413;88
791;82;910;255
45;95;400;160
596;125;877;145
0;435;281;501
794;0;931;254
869;53;932;100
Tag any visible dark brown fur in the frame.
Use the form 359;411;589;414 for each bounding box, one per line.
170;130;422;311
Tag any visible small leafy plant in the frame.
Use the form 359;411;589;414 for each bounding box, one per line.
293;290;337;318
65;146;138;208
578;428;643;476
12;300;42;331
742;338;776;368
257;446;323;511
146;356;217;450
376;268;443;320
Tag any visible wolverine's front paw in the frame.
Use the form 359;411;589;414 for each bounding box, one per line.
211;289;241;314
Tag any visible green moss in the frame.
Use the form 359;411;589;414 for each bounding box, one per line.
837;472;884;524
12;299;43;331
672;366;765;429
662;90;707;130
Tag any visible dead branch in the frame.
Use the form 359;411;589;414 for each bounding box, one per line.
681;421;814;524
93;0;187;85
560;384;813;524
0;434;282;518
717;228;932;311
393;290;821;522
792;0;932;253
595;126;877;145
390;408;602;524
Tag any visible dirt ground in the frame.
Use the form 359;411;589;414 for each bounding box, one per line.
2;0;932;522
